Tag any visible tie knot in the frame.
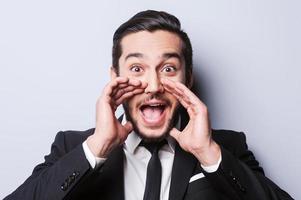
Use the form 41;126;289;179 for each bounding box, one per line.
140;140;167;154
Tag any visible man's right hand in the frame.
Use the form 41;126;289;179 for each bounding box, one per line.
86;77;147;158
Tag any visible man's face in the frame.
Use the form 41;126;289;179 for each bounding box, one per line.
115;30;186;141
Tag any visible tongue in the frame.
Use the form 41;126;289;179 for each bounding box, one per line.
142;107;162;120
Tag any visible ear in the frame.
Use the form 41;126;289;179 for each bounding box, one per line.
110;67;118;80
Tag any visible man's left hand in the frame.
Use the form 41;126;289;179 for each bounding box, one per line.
162;78;221;166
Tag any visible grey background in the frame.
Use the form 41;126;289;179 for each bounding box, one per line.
0;0;300;199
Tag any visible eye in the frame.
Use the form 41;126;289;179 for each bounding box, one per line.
130;65;143;73
162;65;176;73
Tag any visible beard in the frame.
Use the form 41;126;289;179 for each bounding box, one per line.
123;95;180;142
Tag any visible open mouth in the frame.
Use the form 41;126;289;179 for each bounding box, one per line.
139;102;168;126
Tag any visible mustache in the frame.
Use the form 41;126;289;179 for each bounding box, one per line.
137;93;172;106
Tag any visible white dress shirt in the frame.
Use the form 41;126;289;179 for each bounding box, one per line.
82;116;221;200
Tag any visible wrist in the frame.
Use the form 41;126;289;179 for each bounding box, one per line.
86;134;112;158
194;141;221;166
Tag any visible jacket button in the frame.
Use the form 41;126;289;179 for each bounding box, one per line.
237;181;246;193
72;171;80;178
60;182;68;191
67;176;75;185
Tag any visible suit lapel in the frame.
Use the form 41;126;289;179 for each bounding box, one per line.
169;145;197;200
169;110;197;200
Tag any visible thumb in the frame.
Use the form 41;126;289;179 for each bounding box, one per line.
123;121;133;134
170;128;181;142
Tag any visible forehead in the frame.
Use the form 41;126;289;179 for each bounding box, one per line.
119;30;183;60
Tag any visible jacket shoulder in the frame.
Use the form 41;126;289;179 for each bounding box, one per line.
212;129;245;139
55;128;95;151
212;129;247;153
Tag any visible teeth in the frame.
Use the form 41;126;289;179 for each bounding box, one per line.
149;104;163;107
140;103;166;110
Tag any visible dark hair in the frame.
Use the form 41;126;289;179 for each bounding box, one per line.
112;10;193;85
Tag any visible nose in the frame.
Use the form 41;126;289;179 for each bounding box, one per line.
144;71;164;94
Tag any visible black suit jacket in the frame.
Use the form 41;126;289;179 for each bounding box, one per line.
5;114;293;200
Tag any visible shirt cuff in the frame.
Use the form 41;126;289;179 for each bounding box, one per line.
201;154;222;173
82;140;107;169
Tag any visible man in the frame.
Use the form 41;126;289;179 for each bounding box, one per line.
5;10;293;200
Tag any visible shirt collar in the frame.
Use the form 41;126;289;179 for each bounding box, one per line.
123;115;180;154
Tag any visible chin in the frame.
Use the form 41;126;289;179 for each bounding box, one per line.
134;123;171;142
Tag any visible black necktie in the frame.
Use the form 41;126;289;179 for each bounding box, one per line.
140;140;166;200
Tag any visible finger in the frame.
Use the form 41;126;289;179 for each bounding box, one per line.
113;85;135;100
166;85;189;103
165;87;191;108
128;78;144;87
112;82;138;95
123;121;133;134
114;88;145;105
175;94;191;109
161;79;184;95
115;88;145;105
173;81;203;106
111;83;129;96
163;81;184;99
162;79;203;108
162;80;191;108
169;127;181;142
104;77;129;97
174;82;209;115
162;79;207;118
112;78;148;97
111;78;143;96
113;81;147;100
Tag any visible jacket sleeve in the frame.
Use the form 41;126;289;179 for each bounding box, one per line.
203;132;294;200
4;131;92;200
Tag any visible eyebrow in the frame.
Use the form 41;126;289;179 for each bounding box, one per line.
124;52;182;61
162;52;182;61
125;53;143;61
